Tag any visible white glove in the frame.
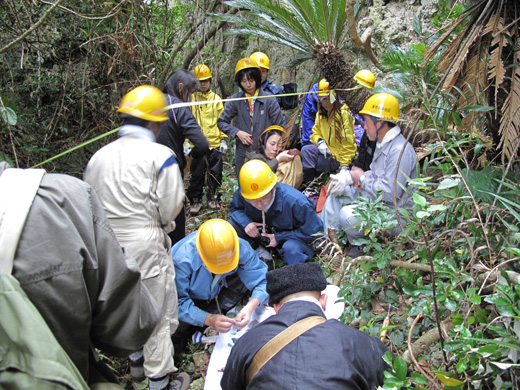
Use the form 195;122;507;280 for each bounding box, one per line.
219;140;228;153
318;139;331;158
327;167;353;197
183;140;192;156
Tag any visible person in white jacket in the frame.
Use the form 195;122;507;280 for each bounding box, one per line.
84;85;189;390
321;93;417;254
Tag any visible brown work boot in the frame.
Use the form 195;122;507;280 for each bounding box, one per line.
189;200;202;215
209;200;220;210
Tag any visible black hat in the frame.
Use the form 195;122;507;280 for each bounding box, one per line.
267;262;327;306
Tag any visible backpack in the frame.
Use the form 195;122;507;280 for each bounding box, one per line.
0;167;89;390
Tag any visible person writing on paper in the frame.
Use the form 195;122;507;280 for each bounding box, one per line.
171;219;268;351
221;262;389;390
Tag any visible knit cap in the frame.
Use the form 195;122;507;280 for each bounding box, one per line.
266;262;327;306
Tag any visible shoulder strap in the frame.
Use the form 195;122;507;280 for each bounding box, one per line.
245;315;326;384
0;168;45;274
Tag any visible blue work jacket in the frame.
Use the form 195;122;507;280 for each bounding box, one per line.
301;83;319;146
171;232;268;327
229;183;324;245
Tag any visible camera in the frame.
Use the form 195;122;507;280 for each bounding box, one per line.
257;225;274;247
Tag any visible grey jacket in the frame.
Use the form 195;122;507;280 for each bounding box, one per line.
364;130;417;209
217;89;285;174
1;162;159;382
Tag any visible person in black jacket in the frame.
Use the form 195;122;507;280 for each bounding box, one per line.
221;262;389;390
157;69;210;245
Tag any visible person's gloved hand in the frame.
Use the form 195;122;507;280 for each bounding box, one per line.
327;167;353;196
219;140;228;153
318;139;331;158
183;140;192;156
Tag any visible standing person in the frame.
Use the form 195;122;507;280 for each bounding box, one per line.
321;93;417;256
221;262;389;390
229;160;323;264
157;69;210;244
171;219;268;350
0;162;160;387
218;57;285;176
84;85;190;390
245;125;303;189
187;64;226;215
250;51;298;110
300;78;357;187
300;81;320;147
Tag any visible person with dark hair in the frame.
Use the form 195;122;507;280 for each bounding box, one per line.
187;64;226;215
84;85;190;390
250;51;298;110
300;79;357;187
221;262;389;390
157;69;210;245
245;125;303;189
218;57;285;176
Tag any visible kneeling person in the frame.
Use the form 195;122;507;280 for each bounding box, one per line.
171;219;268;347
229;160;323;265
222;262;389;390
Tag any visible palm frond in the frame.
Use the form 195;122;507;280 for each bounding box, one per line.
485;15;508;118
498;40;520;163
441;23;484;92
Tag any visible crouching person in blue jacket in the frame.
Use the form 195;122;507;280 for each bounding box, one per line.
229;160;324;265
171;219;268;352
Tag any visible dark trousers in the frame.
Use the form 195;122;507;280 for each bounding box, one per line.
172;273;249;353
187;148;223;202
167;203;186;247
228;219;313;265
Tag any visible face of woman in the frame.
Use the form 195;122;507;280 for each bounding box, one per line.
264;133;282;159
240;74;257;94
319;94;333;112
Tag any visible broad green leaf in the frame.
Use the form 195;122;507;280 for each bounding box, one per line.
0;106;17;126
394;356;408;380
438;175;458;189
412;192;427;207
411;371;428;385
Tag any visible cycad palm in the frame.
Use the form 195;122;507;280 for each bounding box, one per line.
212;0;370;112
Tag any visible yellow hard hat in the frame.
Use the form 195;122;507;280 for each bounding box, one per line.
235;57;260;75
250;52;270;70
239;160;277;199
117;85;168;122
318;79;330;97
258;125;285;146
354;69;376;89
196;219;239;274
359;93;400;121
194;64;212;80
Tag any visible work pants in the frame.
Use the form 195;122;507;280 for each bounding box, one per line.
187;148;223;202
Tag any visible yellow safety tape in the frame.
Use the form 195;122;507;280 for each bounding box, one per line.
31;85;363;168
